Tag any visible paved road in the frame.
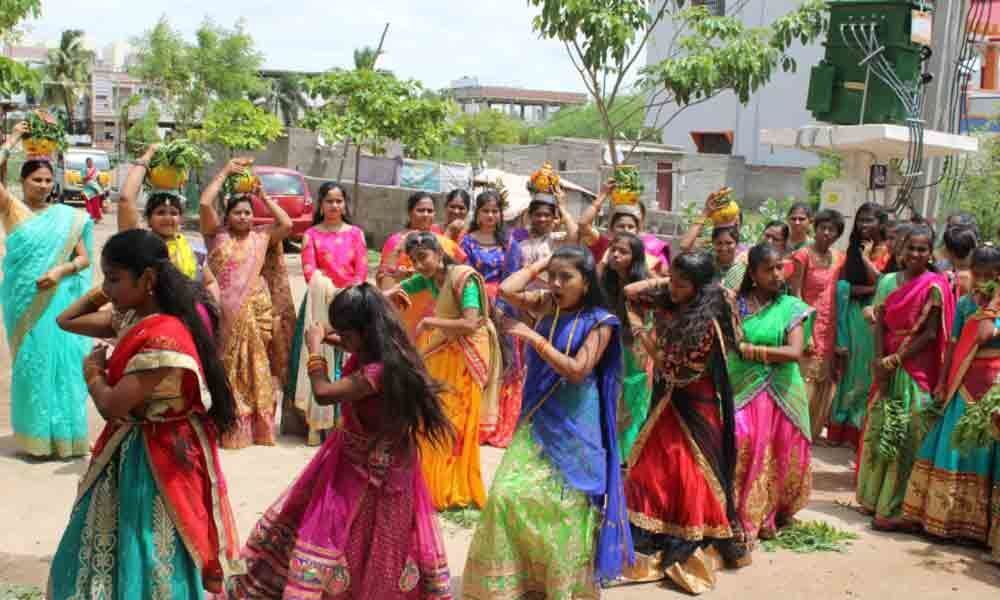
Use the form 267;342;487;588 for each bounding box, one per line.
1;218;998;598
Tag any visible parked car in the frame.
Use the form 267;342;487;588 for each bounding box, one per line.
54;148;115;205
248;166;313;244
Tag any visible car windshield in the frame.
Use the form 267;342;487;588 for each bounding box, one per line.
65;154;111;171
259;173;305;195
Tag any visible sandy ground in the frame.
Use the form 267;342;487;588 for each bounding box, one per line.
1;219;999;598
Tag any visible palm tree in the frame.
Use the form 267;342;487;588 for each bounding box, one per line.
262;73;308;127
43;30;95;127
352;46;380;71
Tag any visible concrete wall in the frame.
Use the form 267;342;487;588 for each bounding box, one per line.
644;0;823;169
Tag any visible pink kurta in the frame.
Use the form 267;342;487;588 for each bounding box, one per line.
790;247;844;359
301;224;369;286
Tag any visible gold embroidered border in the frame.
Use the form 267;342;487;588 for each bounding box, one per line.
461;557;598;600
627;388;673;469
124;349;212;412
9;209;86;358
628;509;732;540
676;408;730;511
14;433;88;458
902;460;990;541
75;425;133;503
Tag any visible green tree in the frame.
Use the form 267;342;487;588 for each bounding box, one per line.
117;93;142;157
0;0;42;97
126;101;162;155
194;98;283;155
528;0;826;165
524;94;661;144
944;131;1000;243
802;153;841;210
131;17;266;132
457;109;523;163
43;29;95;125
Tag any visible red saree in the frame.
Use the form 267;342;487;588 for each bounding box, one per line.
82;314;243;592
880;271;955;393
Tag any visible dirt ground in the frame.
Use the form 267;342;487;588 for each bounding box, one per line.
1;220;998;598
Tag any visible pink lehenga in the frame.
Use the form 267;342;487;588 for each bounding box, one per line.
230;358;452;599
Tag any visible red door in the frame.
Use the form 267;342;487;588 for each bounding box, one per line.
656;161;673;211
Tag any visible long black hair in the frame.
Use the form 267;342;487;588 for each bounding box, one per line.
841;202;885;285
550;245;609;310
330;283;452;448
656;251;739;541
405;191;435;228
600;233;648;345
102;229;235;432
468;190;509;249
738;242;784;297
313;182;352;226
144;191;185;220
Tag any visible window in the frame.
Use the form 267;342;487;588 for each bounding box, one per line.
693;0;725;15
691;131;734;155
104;131;114;141
259;173;305;196
557;160;567;172
96;94;108;101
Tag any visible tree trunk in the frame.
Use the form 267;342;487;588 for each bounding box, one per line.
336;138;350;181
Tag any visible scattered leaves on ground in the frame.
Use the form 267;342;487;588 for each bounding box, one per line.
761;520;859;554
0;584;43;600
438;507;481;530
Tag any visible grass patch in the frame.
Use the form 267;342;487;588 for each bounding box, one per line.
0;584;44;600
761;520;859;554
439;507;481;529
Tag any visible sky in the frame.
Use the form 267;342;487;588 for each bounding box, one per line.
22;0;596;94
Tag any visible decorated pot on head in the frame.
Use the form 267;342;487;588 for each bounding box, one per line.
706;187;739;227
527;161;561;208
610;164;644;207
23;109;64;160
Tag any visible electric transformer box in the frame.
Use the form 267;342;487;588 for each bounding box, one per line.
806;0;932;125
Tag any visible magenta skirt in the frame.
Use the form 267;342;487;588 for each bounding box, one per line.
733;389;813;541
230;427;452;599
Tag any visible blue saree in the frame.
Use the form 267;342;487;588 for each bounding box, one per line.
463;305;632;598
2;203;92;457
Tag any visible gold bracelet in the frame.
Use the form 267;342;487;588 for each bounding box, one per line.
761;347;768;364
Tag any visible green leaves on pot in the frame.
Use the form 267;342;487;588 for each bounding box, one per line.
149;138;212;171
612;165;643;193
25;110;67;150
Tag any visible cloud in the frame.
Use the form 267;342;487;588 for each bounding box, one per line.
24;0;593;93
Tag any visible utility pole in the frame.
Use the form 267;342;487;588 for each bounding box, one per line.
917;0;971;219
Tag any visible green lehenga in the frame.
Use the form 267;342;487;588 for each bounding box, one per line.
462;426;600;600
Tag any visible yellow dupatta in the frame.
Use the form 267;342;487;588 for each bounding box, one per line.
166;234;198;280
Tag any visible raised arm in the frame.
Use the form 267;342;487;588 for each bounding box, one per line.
510;321;613;384
118;144;158;231
577;180;611;243
257;181;292;246
200;158;247;236
556;188;579;244
304;323;376;404
57;287;114;338
0;122;28;218
500;259;551;314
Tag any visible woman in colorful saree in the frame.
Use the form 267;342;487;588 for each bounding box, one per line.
599;232;652;458
730;243;814;543
284;182;368;445
577;181;670;275
463;245;632;598
617;251;749;594
200;158;292;449
443;188;471;242
231;284;453;599
0;122;93;459
461;190;523;447
118;144;218;297
50;229;242;597
902;246;1000;560
826;202;885;446
386;231;502;510
789;209;846;442
81;157;105;224
377;191;467;291
857;222;955;530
